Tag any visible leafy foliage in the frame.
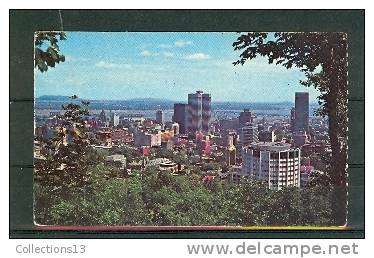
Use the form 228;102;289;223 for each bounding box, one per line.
35;164;337;226
34;96;93;192
34;31;66;72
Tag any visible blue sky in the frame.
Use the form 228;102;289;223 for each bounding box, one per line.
35;32;320;103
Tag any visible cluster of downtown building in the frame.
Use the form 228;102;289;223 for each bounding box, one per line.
35;91;330;190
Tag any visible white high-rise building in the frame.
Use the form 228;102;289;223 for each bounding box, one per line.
111;113;120;127
242;142;301;190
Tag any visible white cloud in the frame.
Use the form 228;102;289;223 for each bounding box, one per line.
65;55;89;62
95;61;131;69
139;43;152;49
140;50;152;56
159;44;173;49
162;52;174;57
64;77;86;86
141;50;174;57
184;53;211;61
159;40;193;48
174;40;192;47
140;50;160;57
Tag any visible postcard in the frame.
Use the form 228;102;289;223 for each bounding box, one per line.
33;31;348;228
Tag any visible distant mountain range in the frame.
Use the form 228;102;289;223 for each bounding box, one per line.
36;95;175;102
37;95;175;103
36;95;316;111
36;95;177;110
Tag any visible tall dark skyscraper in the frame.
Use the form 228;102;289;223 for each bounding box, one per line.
99;109;106;122
294;92;309;133
239;109;254;127
173;103;188;134
201;93;211;131
99;109;107;126
187;90;211;132
155;110;164;125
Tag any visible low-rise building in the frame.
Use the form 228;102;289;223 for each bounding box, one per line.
110;129;133;144
258;130;276;142
226;165;243;183
161;140;174;150
134;130;162;147
159;161;181;173
226;145;236;166
292;132;309;147
105;154;127;170
145;158;184;173
300;165;325;188
96;130;112;146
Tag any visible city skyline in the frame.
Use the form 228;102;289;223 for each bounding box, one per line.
35;32;321;103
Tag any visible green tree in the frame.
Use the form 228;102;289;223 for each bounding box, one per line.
111;146;140;163
46;166;128;225
34;30;69;224
34;96;92;192
238;179;274;225
300;186;333;226
34;31;66;72
173;151;188;165
122;179;152;225
155;149;174;159
36;163;336;226
267;187;303;226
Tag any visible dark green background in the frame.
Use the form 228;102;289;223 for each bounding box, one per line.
9;10;364;238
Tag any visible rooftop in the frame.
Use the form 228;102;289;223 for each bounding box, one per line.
160;161;177;167
105;154;126;161
247;142;296;152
